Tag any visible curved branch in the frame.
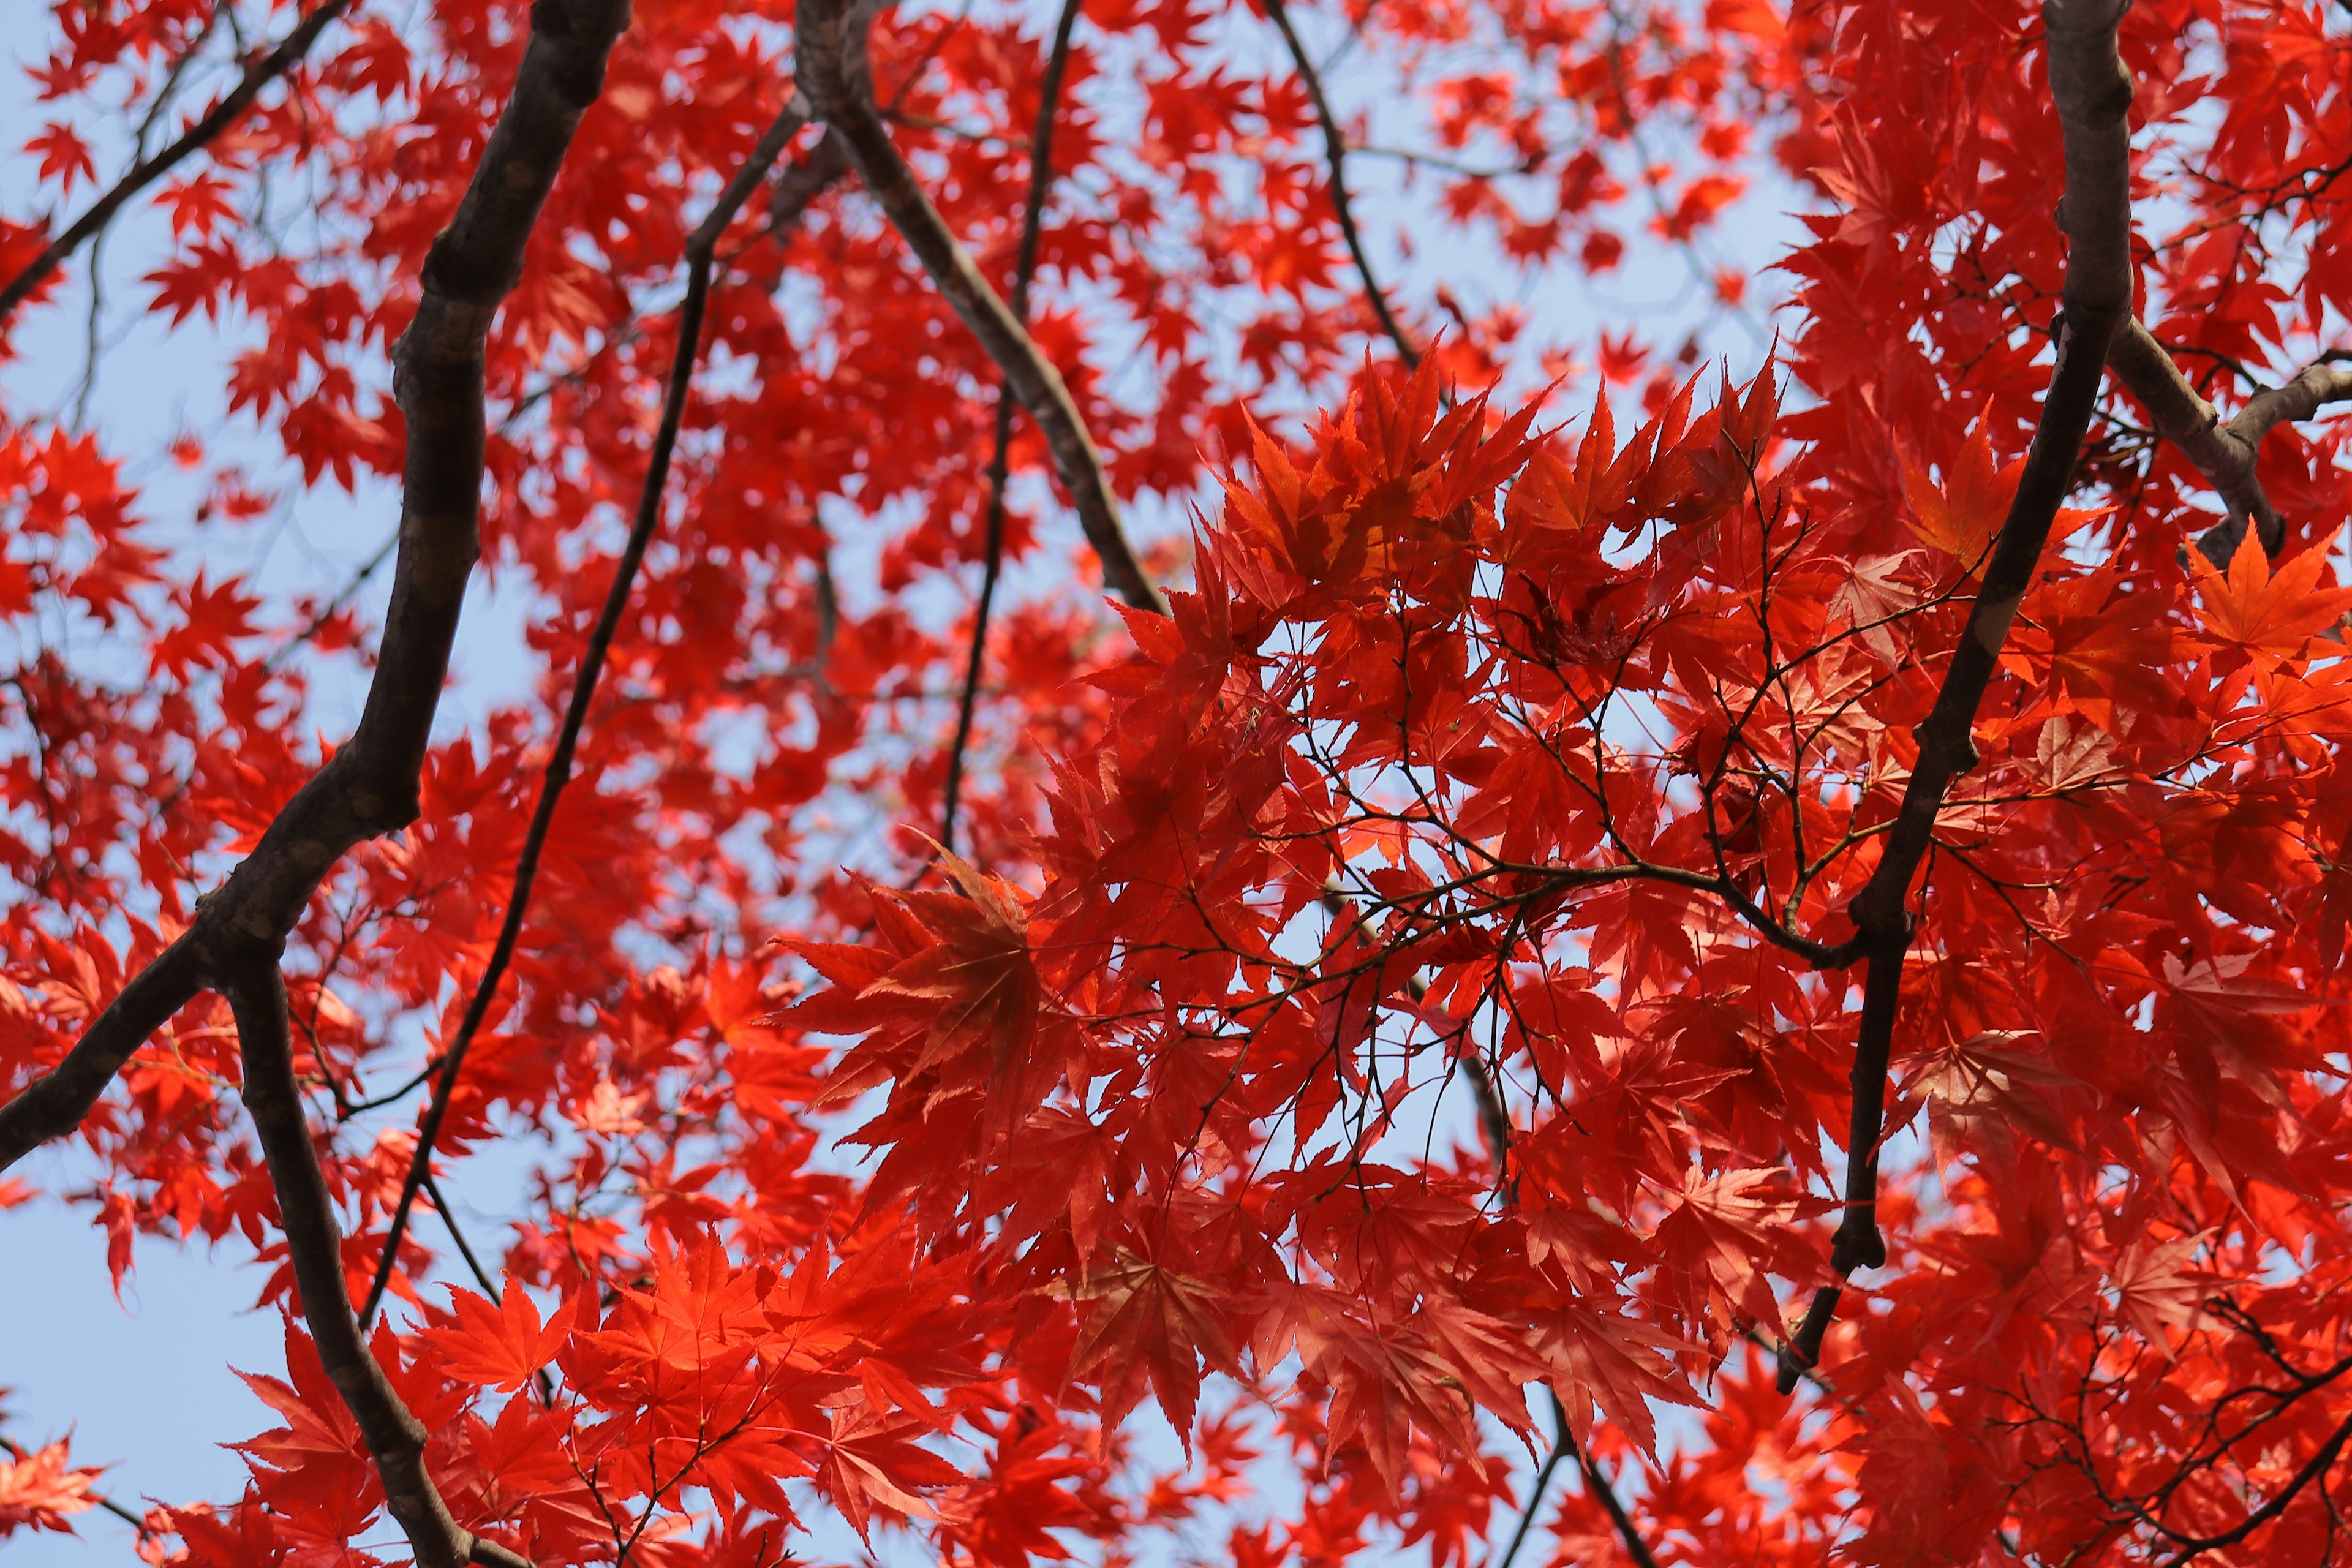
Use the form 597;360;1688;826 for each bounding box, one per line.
361;97;816;1326
1260;0;1422;370
0;0;632;1175
0;0;354;324
796;0;1167;615
1782;0;2136;1392
227;961;531;1568
2107;323;2352;564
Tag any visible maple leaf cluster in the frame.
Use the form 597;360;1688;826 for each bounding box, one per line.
5;0;2352;1565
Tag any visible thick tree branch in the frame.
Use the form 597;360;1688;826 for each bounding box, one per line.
1781;0;2135;1393
0;0;353;324
940;0;1085;859
1261;0;1422;371
2107;322;2352;564
0;0;631;1175
362;97;815;1326
796;0;1167;616
227;962;529;1568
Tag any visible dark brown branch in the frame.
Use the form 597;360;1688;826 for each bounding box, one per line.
361;97;815;1327
1782;0;2135;1393
2107;321;2352;564
0;0;632;1175
227;962;530;1568
2158;1411;2352;1566
1260;0;1422;371
0;0;353;324
940;0;1085;859
796;0;1167;616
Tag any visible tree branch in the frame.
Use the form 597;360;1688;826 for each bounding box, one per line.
2158;1410;2352;1566
2107;321;2352;565
362;96;815;1327
1782;0;2136;1393
940;0;1085;859
766;126;851;241
227;961;529;1568
796;0;1167;616
0;0;354;324
0;0;632;1175
1260;0;1422;371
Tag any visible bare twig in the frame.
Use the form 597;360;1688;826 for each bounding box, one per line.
266;530;399;669
1782;0;2136;1392
796;0;1167;615
1261;0;1422;371
361;97;816;1327
0;0;355;323
2158;1411;2352;1566
939;0;1085;859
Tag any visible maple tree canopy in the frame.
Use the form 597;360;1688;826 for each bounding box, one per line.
7;0;2352;1562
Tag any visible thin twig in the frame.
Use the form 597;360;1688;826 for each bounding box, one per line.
266;530;399;669
1462;1062;1661;1568
938;0;1085;859
1488;1395;1569;1568
420;1167;556;1407
361;98;815;1327
1261;0;1422;370
0;0;355;323
0;1436;149;1532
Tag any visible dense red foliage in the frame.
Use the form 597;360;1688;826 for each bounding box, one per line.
6;0;2352;1564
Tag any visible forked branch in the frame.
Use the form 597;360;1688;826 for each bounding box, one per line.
0;0;633;1178
2106;320;2352;564
796;0;1167;615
